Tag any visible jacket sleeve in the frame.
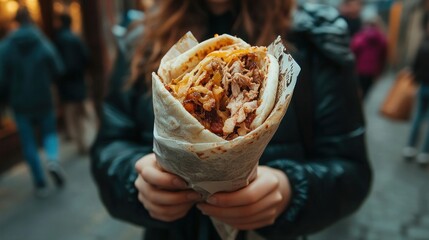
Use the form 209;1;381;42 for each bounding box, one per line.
90;90;182;228
257;43;372;239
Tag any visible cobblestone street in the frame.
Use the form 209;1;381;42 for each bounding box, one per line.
1;71;429;240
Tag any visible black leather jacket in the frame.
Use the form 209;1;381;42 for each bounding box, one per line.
91;4;372;240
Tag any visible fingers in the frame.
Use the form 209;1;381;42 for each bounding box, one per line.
134;155;291;227
135;174;202;222
205;167;279;207
138;192;195;222
134;154;201;222
197;190;283;219
135;153;154;172
202;191;281;230
141;165;188;190
196;166;292;230
136;176;202;205
135;153;188;190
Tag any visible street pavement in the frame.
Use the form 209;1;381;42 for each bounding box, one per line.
1;71;429;240
0;142;142;240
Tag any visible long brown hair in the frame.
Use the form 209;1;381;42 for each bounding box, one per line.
131;0;295;89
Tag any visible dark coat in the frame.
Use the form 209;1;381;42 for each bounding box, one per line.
54;28;89;102
91;3;372;240
0;25;64;116
412;36;429;85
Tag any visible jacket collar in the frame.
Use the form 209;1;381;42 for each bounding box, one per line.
292;3;355;65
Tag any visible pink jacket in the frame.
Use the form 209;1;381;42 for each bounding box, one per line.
351;26;387;76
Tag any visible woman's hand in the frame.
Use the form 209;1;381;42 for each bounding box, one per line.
196;166;291;230
134;153;202;222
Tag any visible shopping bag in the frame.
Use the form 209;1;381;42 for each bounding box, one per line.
380;69;417;121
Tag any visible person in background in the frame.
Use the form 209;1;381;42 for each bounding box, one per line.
339;0;363;37
91;0;372;239
109;11;145;96
403;13;429;166
108;0;152;95
0;8;66;197
54;13;90;154
351;11;387;98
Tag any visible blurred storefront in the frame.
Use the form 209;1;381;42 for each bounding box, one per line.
0;0;41;37
0;0;145;172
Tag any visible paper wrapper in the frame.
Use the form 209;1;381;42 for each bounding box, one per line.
152;32;300;240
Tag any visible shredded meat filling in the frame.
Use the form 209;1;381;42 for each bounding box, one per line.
166;48;267;139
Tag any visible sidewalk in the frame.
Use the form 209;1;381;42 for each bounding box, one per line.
1;71;429;240
0;142;142;240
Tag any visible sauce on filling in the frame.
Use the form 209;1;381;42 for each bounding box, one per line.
166;47;267;139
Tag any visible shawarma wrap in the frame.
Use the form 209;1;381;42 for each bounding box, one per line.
152;32;300;240
159;36;279;140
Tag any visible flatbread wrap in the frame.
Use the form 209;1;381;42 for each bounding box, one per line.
152;32;300;240
154;34;284;141
165;46;279;141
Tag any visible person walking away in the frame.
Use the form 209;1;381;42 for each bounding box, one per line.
0;8;66;197
339;0;363;37
54;13;92;154
403;14;429;166
351;13;387;98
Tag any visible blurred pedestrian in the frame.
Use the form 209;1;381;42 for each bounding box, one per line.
0;8;66;197
109;10;144;96
339;0;363;37
91;0;372;239
403;13;429;166
54;13;91;154
351;12;387;98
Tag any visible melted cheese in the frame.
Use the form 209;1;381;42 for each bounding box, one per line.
167;46;267;105
207;47;267;64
